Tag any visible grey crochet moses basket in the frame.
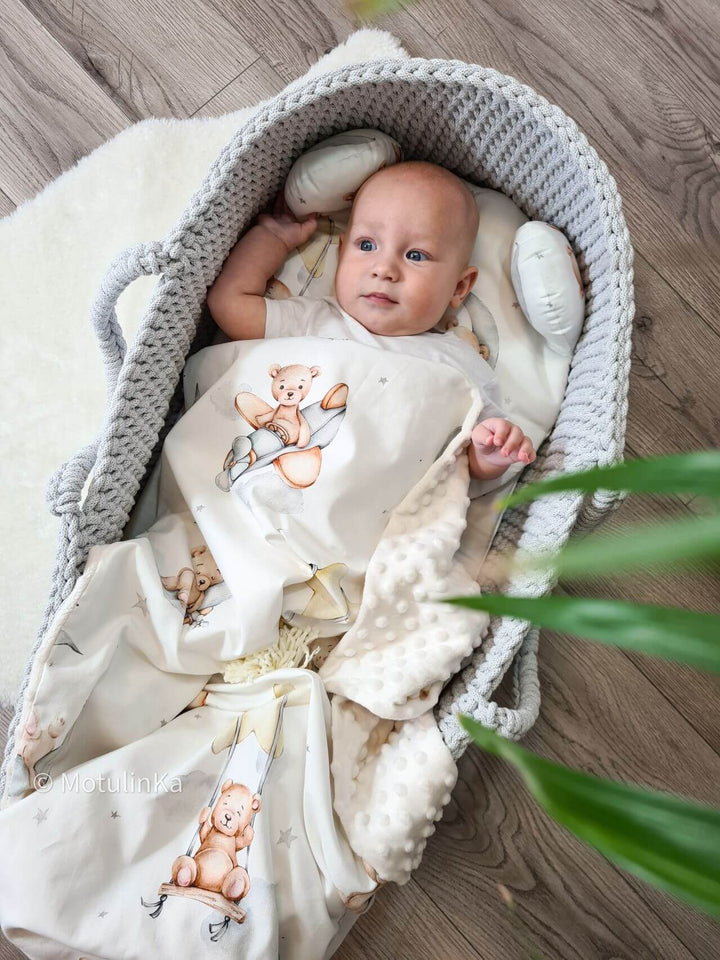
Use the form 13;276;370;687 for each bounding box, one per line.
1;57;634;799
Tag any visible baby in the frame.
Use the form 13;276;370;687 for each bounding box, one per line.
207;160;536;484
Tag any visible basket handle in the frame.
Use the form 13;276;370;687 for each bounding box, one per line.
464;626;541;741
46;241;170;518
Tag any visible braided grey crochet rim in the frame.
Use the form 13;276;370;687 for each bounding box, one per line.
1;57;633;801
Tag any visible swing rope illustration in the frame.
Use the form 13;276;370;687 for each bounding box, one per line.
208;694;289;940
142;694;288;934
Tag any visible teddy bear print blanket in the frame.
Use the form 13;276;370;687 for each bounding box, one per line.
0;335;491;960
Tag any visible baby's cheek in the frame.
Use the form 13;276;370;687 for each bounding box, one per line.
406;281;441;327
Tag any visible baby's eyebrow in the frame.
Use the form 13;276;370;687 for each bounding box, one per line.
352;223;438;246
351;221;382;232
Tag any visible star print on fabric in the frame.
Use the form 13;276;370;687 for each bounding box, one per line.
98;910;108;918
277;827;297;848
536;252;545;259
512;301;520;308
33;808;48;824
196;504;206;513
378;377;388;385
110;811;120;819
160;719;167;727
194;713;203;719
133;594;148;617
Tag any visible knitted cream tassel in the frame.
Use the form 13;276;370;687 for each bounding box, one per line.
223;621;320;683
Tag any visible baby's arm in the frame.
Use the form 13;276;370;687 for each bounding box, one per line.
207;197;316;341
468;418;536;482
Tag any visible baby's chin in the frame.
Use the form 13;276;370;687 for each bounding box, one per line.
340;295;432;336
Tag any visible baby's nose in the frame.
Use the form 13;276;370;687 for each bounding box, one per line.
372;260;399;280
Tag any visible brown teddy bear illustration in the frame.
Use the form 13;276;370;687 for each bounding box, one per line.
171;779;261;901
17;708;65;781
232;364;348;489
238;363;321;448
161;546;223;624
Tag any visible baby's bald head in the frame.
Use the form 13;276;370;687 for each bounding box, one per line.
349;160;479;267
335;160;480;336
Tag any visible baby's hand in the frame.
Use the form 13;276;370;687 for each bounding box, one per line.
469;418;536;480
257;192;317;251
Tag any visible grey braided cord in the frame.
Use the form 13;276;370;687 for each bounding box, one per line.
45;241;175;519
1;57;634;801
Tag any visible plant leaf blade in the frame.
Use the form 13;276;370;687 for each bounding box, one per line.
460;718;720;918
513;513;720;580
444;594;720;673
344;0;408;19
498;451;720;510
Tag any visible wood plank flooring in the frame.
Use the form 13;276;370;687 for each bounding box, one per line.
1;0;719;957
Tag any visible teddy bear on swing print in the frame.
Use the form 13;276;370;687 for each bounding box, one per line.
218;361;349;491
171;779;261;903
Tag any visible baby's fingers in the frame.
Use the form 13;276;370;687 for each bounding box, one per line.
500;425;524;456
471;422;495;448
298;214;318;241
482;418;511;446
518;437;536;463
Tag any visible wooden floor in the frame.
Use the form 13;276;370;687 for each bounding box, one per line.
1;0;720;957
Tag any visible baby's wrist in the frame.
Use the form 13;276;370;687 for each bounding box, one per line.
255;220;294;255
467;442;508;481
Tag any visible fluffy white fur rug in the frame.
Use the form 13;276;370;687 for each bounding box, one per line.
0;29;408;705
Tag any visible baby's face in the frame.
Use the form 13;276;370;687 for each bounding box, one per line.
334;170;477;336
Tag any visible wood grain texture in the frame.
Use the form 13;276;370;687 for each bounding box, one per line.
0;189;16;219
191;58;285;118
1;0;719;957
415;0;720;330
0;0;130;204
18;0;260;119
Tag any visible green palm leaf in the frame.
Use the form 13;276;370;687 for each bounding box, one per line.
497;451;720;510
345;0;407;18
514;513;720;580
460;718;720;918
444;594;720;673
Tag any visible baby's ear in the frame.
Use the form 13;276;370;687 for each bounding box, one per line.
450;266;479;308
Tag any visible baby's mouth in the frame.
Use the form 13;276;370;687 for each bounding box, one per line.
362;292;397;305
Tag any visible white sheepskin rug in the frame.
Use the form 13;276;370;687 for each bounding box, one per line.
0;29;408;705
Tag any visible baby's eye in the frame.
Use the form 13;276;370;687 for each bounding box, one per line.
358;239;376;252
406;249;428;262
